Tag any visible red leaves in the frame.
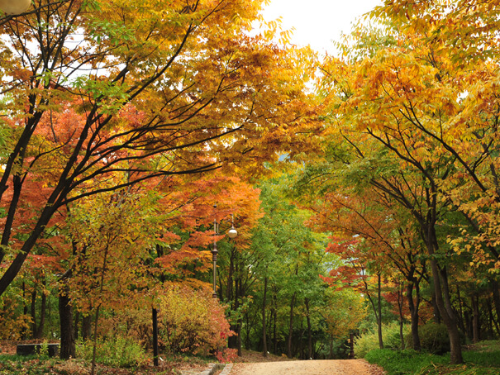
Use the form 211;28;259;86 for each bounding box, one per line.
325;236;359;255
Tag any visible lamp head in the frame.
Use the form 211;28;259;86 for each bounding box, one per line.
227;226;237;239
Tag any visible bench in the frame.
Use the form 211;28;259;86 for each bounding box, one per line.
16;343;59;357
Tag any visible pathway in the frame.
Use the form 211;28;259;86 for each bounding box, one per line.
228;359;385;375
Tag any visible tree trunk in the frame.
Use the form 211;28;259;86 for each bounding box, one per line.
456;284;467;336
329;336;333;359
82;315;92;340
22;282;28;339
406;281;421;351
246;312;251;349
262;275;268;357
305;298;312;359
59;291;75;359
491;280;500;329
397;284;405;349
472;294;480;343
377;274;384;349
35;285;46;339
74;311;80;341
152;308;159;366
428;250;463;363
431;292;442;324
237;320;242;357
31;288;37;338
273;288;278;354
287;292;296;358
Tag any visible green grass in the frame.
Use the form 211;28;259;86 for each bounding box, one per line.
365;341;500;375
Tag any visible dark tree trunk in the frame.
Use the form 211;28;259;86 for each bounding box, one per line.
305;298;312;359
273;288;278;354
472;294;480;343
397;284;405;349
237;321;242;356
74;311;80;341
431;292;442;324
329;336;333;359
22;282;28;339
456;284;467;335
35;285;46;339
59;292;75;359
152;308;159;366
82;315;92;340
287;292;296;359
491;280;500;329
228;257;239;351
406;281;421;351
31;288;37;338
377;274;384;349
428;242;462;363
245;312;251;349
262;275;268;357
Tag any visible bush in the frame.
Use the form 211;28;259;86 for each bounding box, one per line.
405;322;449;354
76;336;148;368
158;285;234;356
354;322;409;358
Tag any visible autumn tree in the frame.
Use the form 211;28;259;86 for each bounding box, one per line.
0;0;317;299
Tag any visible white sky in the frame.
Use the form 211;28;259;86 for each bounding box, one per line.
261;0;382;55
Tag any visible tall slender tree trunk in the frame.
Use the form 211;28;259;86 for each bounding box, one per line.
406;280;421;351
491;280;500;329
273;288;278;354
377;274;384;349
74;311;80;341
472;294;480;343
287;292;296;358
36;285;46;339
246;313;251;349
237;321;242;356
396;284;405;349
31;288;37;338
262;275;268;357
22;282;28;339
305;298;312;359
456;285;467;335
82;315;92;340
152;308;159;366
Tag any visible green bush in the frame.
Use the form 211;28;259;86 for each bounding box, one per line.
76;336;148;368
354;322;409;358
405;323;449;354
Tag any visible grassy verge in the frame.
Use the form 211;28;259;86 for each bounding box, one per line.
0;352;209;375
364;340;500;375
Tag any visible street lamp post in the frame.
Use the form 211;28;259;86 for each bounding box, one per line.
212;205;237;298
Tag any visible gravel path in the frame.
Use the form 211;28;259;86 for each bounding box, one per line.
229;359;384;375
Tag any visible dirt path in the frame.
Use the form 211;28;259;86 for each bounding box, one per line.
229;359;384;375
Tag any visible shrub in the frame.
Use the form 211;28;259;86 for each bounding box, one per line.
405;322;449;354
76;336;148;368
158;285;234;356
0;293;31;340
354;322;409;358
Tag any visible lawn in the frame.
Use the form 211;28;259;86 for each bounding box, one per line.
365;341;500;375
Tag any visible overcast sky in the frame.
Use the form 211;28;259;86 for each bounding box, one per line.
261;0;382;55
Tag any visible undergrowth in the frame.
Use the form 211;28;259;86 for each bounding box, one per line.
365;341;500;375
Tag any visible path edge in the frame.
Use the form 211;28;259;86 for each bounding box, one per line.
199;362;233;375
